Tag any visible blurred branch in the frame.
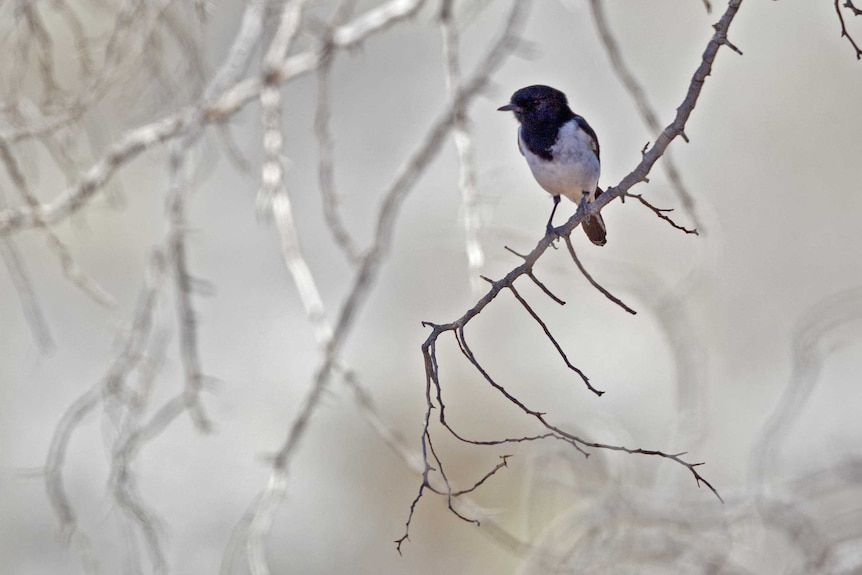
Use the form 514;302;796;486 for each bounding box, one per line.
588;0;704;232
313;0;362;261
166;142;212;432
752;287;862;488
45;251;168;571
629;193;699;235
220;1;532;567
0;141;116;306
400;0;745;547
440;0;485;293
0;181;53;349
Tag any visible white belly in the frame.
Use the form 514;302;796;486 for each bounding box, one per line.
519;122;600;203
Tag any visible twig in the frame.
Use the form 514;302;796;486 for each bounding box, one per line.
629;193;699;235
563;235;637;315
835;0;862;59
507;283;604;395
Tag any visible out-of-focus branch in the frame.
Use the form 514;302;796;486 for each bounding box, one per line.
313;1;362;261
588;0;703;232
165;143;211;433
226;1;530;567
0;141;115;306
0;0;425;237
752;287;862;489
45;250;168;569
440;0;485;293
0;181;53;350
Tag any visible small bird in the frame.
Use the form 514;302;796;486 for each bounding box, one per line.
498;84;606;246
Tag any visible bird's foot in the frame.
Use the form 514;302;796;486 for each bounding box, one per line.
545;223;563;246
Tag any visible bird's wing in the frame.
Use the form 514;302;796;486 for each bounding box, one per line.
573;115;600;161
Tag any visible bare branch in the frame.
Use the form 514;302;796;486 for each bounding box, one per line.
507;283;603;395
45;250;168;564
313;1;362;260
629;193;699;235
835;0;862;59
0;141;115;306
166;142;211;432
564;235;637;315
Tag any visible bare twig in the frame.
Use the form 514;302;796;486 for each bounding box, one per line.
835;0;862;59
507;283;604;395
629;193;699;235
563;235;637;315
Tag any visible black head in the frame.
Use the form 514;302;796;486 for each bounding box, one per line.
497;85;574;127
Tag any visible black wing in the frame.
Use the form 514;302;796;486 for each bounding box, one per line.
573;115;600;161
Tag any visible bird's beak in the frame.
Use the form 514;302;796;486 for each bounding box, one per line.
497;103;520;112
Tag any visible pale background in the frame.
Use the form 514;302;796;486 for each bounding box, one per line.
2;1;861;573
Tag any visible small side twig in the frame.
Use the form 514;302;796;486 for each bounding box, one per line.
629;193;699;235
507;284;603;396
564;235;637;315
835;0;862;59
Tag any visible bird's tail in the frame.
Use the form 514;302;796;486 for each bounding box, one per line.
583;213;607;246
582;187;607;246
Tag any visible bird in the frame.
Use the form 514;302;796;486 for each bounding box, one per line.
498;84;607;246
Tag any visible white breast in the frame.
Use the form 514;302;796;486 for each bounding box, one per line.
519;120;600;203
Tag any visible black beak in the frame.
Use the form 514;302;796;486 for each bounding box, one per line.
497;103;520;112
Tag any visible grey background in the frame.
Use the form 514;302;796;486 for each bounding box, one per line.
2;1;861;573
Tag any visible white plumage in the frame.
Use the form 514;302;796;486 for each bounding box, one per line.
518;119;600;204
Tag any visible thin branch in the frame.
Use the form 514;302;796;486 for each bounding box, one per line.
313;1;362;260
526;271;566;305
166;142;211;432
0;141;116;306
445;326;721;501
563;235;637;315
835;0;862;59
629;193;699;235
507;283;603;395
45;250;167;561
0;232;54;351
